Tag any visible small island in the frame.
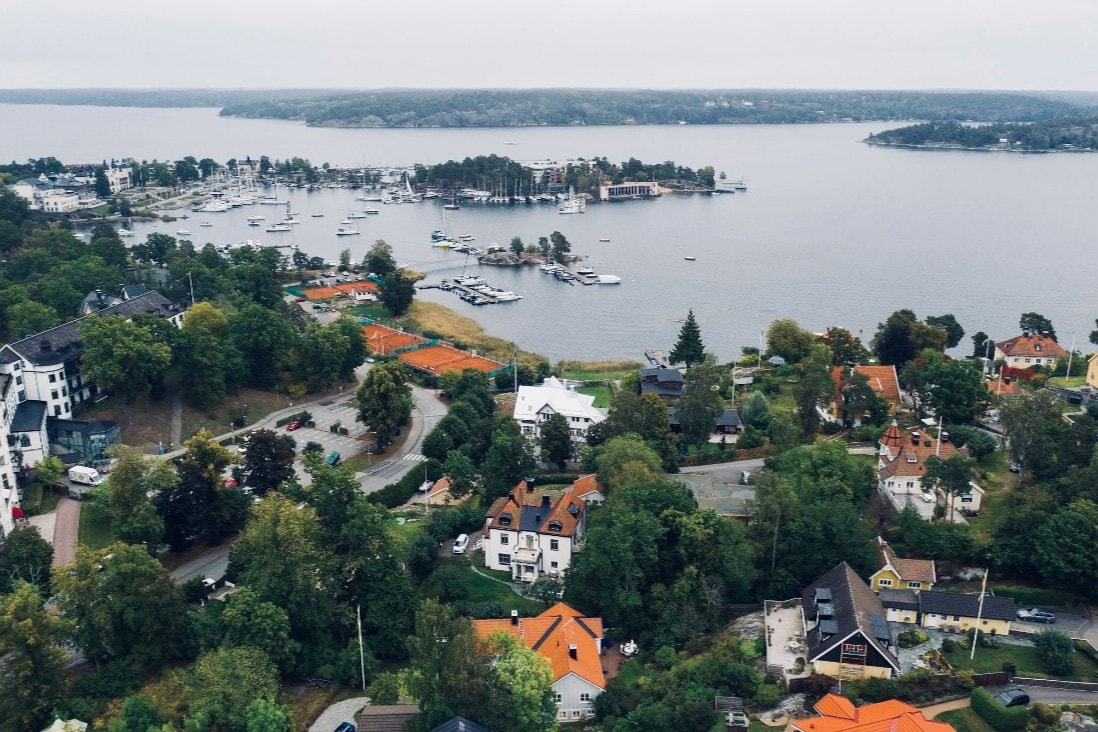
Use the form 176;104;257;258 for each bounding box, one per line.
866;116;1098;152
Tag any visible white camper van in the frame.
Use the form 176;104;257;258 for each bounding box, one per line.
68;466;104;486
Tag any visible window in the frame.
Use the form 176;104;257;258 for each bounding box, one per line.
551;561;558;568
907;581;921;589
53;405;60;416
878;578;893;587
50;391;58;400
550;539;559;551
962;494;973;503
580;692;591;703
1024;358;1031;363
572;711;581;719
906;481;915;488
499;554;510;566
500;534;509;545
555;693;562;703
49;374;56;383
14;376;21;385
953;615;961;621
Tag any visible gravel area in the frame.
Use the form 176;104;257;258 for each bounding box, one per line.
309;697;369;732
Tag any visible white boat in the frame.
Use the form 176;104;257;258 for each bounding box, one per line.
599;238;610;242
364;208;380;215
360;195;383;202
265;224;291;232
594;274;622;284
281;218;301;225
248;221;261;227
433;239;457;248
347;212;367;219
493;291;522;301
259;197;288;205
539;262;561;273
336;227;361;236
200;221;212;227
575;266;595;276
246;215;265;222
454;275;486;286
176;230;192;236
117;229;134;237
311;213;324;217
684;256;696;261
558;186;586;214
458;234;475;241
339;219;353;225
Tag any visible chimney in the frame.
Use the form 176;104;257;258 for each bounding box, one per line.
910;431;920;445
941;431;950;444
511;609;519;626
507;491;514;502
525;478;535;493
568;644;578;660
541;494;551;507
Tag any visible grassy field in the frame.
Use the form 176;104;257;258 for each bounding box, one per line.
1049;376;1086;388
347;303;391;321
428;557;543;615
943;641;1098;680
397;301;545;367
77;501;116;550
575;386;612;408
936;708;996;732
558;359;643;382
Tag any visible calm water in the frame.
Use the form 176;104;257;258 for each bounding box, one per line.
3;104;1097;362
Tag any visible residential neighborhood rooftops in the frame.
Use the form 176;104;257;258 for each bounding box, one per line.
876;537;936;586
832;365;902;407
639;367;684;397
793;694;953;732
918;590;1016;621
485;480;585;537
878;429;965;481
513;376;605;425
995;333;1067;359
801;563;898;672
473;602;605;689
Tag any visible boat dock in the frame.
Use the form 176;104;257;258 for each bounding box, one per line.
542;265;596;285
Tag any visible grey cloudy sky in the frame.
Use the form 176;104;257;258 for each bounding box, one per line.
5;0;1098;91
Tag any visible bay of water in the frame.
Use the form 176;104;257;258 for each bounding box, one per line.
3;104;1097;362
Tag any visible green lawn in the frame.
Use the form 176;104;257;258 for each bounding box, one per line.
431;557;543;615
347;303;391;321
943;642;1098;680
1049;376;1086;388
77;501;117;550
575;386;612;408
936;708;996;732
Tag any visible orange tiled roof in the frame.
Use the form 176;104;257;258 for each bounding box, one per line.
879;421;903;449
833;365;902;408
485;481;583;537
876;537;936;585
878;432;965;480
996;334;1067;359
792;695;954;732
571;474;602;498
473;603;605;689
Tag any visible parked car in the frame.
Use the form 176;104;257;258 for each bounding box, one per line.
1016;608;1056;624
286;420;303;431
325;451;341;466
452;534;469;554
994;689;1030;708
333;723;356;732
295;296;306;302
1009;462;1022;473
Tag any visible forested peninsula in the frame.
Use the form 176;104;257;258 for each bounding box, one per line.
866;116;1098;152
217;89;1084;128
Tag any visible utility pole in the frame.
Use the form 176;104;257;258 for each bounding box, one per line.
1066;331;1077;380
188;270;196;307
357;604;367;690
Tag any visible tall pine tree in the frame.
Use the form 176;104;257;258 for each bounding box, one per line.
670;309;706;368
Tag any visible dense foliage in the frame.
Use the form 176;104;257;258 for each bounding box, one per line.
220;89;1085;127
868;116;1098;151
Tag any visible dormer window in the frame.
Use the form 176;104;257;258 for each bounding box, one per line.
906;451;917;463
548;520;562;532
1034;344;1041;352
499;513;512;526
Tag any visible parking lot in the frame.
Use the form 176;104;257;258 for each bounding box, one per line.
282;398;372;483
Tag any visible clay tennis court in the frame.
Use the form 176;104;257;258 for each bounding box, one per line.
303;281;378;300
362;324;424;355
398;344;504;375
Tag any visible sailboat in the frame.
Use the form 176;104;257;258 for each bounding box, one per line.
558;186;585;214
443;191;460;211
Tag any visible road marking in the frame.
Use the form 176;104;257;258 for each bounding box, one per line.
404;453;426;462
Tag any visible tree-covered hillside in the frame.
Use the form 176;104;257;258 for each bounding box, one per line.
219;89;1084;127
866;116;1098;151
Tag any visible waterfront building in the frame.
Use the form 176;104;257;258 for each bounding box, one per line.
512;376;606;443
598;180;660;200
994;333;1067;370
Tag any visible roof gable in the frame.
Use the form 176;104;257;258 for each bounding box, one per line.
996;333;1066;359
802;563;899;672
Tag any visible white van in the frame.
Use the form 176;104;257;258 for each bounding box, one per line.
68;466;104;486
452;534;469;554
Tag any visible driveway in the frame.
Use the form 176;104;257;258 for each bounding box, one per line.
986;683;1098;705
309;696;369;732
680;457;766;485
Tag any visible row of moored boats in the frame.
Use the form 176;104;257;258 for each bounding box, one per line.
439;275;522;305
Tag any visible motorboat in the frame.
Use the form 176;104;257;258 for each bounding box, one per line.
200;221;212;227
248;221;261;227
599;237;611;242
347;211;367;219
575;266;595;276
594;274;622;284
493;291;522;301
458;234;475;241
176;230;192;236
246;215;265;222
364;208;380;214
280;218;301;225
336;227;361;236
265;224;291;232
339;219;353;225
311;213;324;217
539;262;561;273
117;229;134;237
684;256;696;261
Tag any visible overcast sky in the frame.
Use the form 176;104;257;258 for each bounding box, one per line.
5;0;1098;91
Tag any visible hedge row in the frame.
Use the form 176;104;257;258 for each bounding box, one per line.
971;687;1028;731
992;585;1075;608
368;468;425;509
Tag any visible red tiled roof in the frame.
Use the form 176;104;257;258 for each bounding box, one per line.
473;603;605;689
876;537;936;585
996;334;1067;359
878;431;966;480
986;379;1023;397
485;481;583;537
792;695;953;732
832;365;902;409
879;421;903;449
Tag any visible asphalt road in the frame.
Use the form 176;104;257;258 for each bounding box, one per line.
170;543;231;584
356;384;447;495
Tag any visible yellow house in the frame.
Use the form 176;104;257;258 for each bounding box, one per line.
868;537;936;593
1088;354;1098;391
917;591;1015;635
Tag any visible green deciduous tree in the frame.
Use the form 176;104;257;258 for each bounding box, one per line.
489;631;558;732
78;314;172;424
549;230;571;263
872;309;947;366
364;239;397;279
792;343;834;435
52;542;191;671
1033;628;1075;676
924;358;989;424
482;423;538;497
923;453;977;522
767;319;815;364
229;303;297;388
245;699;294;732
242;428;296;496
1019;312;1056;341
7;299;59;339
677;361;724;449
216;586;300;673
187;646;280;732
102;444;170;548
670;310;706;368
356;360;412;449
107;695;163;732
925;313;965;349
379;269;416;316
156;431;240;552
539;412;572;469
442;450;478;498
593;434;663;492
0;581;71;732
0;525;53;595
1035;500;1098;598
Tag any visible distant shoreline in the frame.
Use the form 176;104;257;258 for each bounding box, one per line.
861;139;1091;153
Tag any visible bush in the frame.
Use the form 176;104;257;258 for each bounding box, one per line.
992;585;1075;608
737;426;766;450
1001;662;1016;677
820;421;845;435
654;645;678;670
971;687;1028;731
754;683;781;709
20;482;43;515
898;629;930;649
367;469;423;508
941;638;958;653
1033;628;1075;676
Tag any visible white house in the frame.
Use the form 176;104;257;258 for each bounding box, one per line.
473;603;605;723
0;374;25;539
0;291;185;421
876;421;981;522
39;191;80;213
483;478;589;583
512;376;606;443
104;166;132;193
994;333;1067;370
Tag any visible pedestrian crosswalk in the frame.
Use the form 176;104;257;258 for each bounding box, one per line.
403;453;427;462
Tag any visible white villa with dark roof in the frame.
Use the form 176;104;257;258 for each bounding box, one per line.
483;477;590;582
994;333;1067;370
